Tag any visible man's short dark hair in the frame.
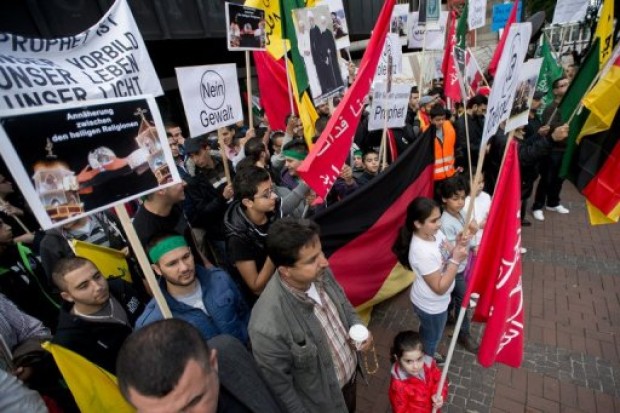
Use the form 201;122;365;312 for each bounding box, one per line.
552;76;567;89
429;103;446;119
267;217;320;267
282;139;308;155
243;137;266;162
51;256;95;291
314;115;329;135
466;94;488;109
233;165;271;204
117;319;212;400
439;175;468;200
362;148;379;161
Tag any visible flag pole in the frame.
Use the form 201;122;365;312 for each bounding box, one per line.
462;94;475;197
380;54;393;171
282;40;295;115
432;301;468;413
114;205;172;319
246;51;254;130
0;198;31;234
493;130;516;195
218;137;233;185
420;29;427;94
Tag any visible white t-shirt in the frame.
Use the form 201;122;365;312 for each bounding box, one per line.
408;231;454;314
174;283;209;316
464;191;492;246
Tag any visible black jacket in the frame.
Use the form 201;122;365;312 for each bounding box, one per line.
185;170;230;241
455;113;485;171
52;279;144;374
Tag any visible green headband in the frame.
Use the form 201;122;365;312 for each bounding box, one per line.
148;235;188;263
282;149;307;161
353;150;363;156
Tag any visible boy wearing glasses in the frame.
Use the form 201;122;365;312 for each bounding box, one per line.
224;166;281;307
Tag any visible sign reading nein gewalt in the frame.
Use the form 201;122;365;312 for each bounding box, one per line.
0;0;163;110
176;63;243;137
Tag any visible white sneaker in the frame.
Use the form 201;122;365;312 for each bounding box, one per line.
532;210;545;221
546;205;570;214
520;247;527;254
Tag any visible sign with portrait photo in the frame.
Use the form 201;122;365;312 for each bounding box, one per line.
225;2;266;51
0;95;179;229
293;5;345;103
505;58;542;132
320;0;350;50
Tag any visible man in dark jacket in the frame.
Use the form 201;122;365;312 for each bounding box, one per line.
51;257;144;374
454;94;487;173
184;135;234;266
224;166;280;306
117;319;287;413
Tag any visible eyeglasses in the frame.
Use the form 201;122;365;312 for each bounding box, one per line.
254;187;277;199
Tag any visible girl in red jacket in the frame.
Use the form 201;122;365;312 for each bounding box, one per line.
389;330;448;412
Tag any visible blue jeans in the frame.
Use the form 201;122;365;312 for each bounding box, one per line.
413;304;448;356
450;271;471;338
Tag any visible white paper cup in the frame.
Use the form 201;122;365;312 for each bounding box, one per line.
349;324;369;350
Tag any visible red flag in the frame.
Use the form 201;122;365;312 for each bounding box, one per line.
487;0;519;77
442;11;461;101
463;140;524;368
296;0;396;199
253;51;290;131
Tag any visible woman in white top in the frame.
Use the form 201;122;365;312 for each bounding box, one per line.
393;197;468;364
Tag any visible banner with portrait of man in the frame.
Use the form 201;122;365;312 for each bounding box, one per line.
293;5;345;104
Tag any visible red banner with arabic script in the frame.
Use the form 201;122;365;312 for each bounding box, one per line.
296;0;396;199
463;139;524;368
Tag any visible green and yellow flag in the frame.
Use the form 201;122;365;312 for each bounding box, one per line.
594;0;614;66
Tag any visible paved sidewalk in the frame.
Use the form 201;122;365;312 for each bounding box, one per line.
356;184;620;412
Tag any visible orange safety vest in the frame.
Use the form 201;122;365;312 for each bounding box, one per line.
433;121;456;181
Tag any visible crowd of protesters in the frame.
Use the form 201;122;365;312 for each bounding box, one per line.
0;29;578;411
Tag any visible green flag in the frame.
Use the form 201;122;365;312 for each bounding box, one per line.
280;0;309;99
456;1;468;49
559;39;601;178
536;36;564;108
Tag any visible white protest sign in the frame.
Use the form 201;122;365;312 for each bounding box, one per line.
319;0;351;49
0;0;162;111
176;64;244;137
407;11;449;50
505;58;542;132
0;95;179;230
375;33;403;82
552;0;589;24
368;81;410;131
391;4;410;38
468;0;487;30
481;22;532;146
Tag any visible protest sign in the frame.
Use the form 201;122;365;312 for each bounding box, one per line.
491;2;522;32
368;81;410;131
481;23;532;146
505;58;542;131
225;3;266;51
176;63;243;137
468;0;487;30
0;0;162;111
407;11;449;50
294;5;345;103
391;4;410;38
375;33;403;82
552;0;590;24
419;0;441;27
0;95;179;230
320;0;350;49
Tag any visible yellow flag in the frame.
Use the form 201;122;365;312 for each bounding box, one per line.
72;240;132;282
42;342;135;413
577;53;620;143
287;58;318;147
595;0;614;65
586;200;620;225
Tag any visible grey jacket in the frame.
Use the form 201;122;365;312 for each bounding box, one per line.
248;269;361;413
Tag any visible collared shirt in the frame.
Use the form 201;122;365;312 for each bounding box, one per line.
282;277;356;388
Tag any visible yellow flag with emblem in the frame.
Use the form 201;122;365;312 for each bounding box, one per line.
42;342;135;413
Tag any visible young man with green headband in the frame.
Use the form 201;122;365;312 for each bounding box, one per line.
280;140;309;191
136;232;250;345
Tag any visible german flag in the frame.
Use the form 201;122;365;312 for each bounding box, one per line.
314;133;434;320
